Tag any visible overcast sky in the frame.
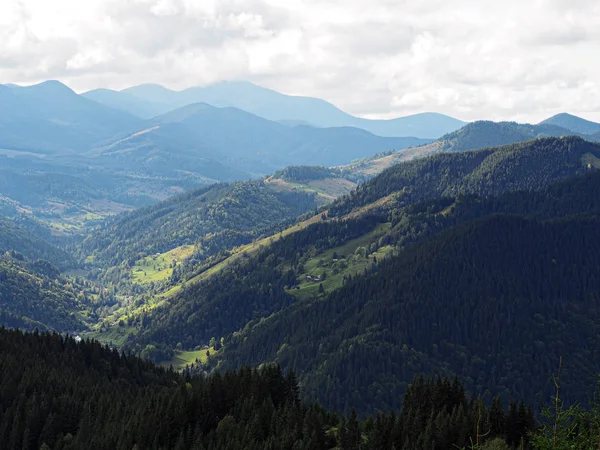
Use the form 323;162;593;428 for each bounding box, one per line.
1;0;599;123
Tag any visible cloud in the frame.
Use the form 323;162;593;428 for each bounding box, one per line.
1;0;600;122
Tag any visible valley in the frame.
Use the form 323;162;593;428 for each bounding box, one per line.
3;80;600;448
4;0;600;445
17;131;595;415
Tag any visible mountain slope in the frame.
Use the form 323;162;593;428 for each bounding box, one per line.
0;256;88;332
82;88;169;119
541;113;600;135
201;171;600;413
120;81;465;138
0;81;142;153
0;217;72;269
95;102;432;175
330;136;600;216
436;120;597;153
215;208;600;413
78;180;320;267
117;137;600;415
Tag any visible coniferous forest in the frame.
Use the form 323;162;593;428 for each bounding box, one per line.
0;327;537;450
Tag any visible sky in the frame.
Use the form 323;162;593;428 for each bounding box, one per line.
1;0;600;123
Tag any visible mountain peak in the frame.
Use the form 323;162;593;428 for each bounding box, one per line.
540;112;600;135
546;112;577;119
122;83;175;94
30;80;75;94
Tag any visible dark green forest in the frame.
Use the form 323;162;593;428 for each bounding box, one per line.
330;136;600;217
214;212;600;411
0;327;536;450
120;138;600;415
273;165;342;182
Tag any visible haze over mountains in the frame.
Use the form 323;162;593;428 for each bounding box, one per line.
1;78;600;237
96;101;431;176
84;80;466;138
0;79;438;229
541;112;600;135
0;81;142;154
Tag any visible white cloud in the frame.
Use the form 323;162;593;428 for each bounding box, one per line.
1;0;600;122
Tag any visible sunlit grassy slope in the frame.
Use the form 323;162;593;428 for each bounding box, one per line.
132;245;196;284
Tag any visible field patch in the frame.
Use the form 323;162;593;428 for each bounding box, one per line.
163;348;216;370
132;245;196;284
290;223;395;299
582;153;600;169
83;325;137;347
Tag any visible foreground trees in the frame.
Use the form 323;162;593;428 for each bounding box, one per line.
0;327;538;450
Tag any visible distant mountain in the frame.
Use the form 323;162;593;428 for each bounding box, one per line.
0;82;433;233
0;81;142;153
116;81;465;138
438;120;599;153
121;83;178;106
540;112;600;135
82;88;169;119
94;102;432;176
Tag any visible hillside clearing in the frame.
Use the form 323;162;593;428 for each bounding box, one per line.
290;223;395;299
163;348;216;370
132;245;196;284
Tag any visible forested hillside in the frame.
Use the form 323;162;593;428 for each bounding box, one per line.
78;181;319;268
436;120;599;153
330;136;600;216
0;255;90;332
0;327;537;450
123;140;600;415
273;165;343;182
214;211;600;411
0;217;73;269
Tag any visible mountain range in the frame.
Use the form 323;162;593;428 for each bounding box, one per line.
1;80;599;236
84;80;467;138
93;101;432;177
70;134;600;415
0;81;142;154
0;80;438;231
3;82;600;446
